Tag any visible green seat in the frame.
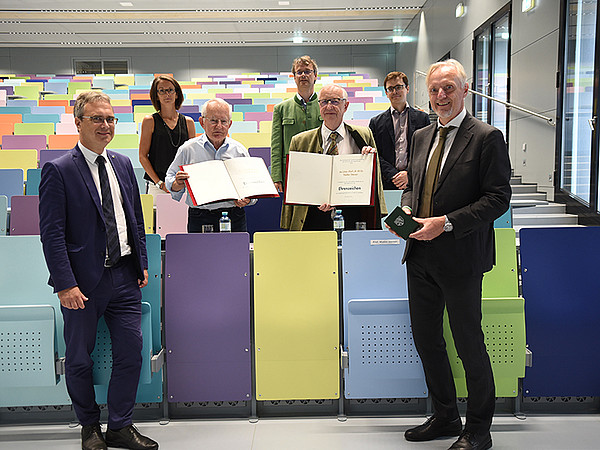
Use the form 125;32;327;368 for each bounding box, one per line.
106;134;139;149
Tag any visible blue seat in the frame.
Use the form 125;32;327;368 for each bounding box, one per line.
0;305;58;388
0;195;7;235
0;168;24;207
26;168;42;195
341;230;427;399
494;205;512;228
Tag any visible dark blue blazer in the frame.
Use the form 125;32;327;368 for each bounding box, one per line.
39;145;147;295
369;106;430;189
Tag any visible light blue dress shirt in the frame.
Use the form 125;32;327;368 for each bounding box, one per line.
165;134;256;210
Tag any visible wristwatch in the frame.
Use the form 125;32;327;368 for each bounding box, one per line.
443;215;454;232
155;180;164;189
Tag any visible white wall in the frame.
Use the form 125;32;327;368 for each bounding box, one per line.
398;0;561;199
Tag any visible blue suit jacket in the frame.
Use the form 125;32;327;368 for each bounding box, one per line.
369;106;431;189
39;145;147;295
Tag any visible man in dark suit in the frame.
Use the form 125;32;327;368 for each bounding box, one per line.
39;92;158;450
369;71;430;190
397;60;511;450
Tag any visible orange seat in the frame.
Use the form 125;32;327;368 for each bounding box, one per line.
48;134;78;150
0;122;15;138
0;114;22;125
130;93;150;100
267;104;275;112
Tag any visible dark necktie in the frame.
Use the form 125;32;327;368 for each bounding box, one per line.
418;126;455;218
96;155;121;266
327;131;339;155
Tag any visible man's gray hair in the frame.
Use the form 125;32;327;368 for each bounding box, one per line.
201;97;233;119
318;84;348;101
73;91;112;118
426;59;468;89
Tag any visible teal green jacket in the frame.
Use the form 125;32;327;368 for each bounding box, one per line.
270;94;322;184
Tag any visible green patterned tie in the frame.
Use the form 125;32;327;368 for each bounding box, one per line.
326;131;339;155
418;126;455;218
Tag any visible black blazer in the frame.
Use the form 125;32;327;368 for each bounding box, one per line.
401;112;512;276
369;106;430;189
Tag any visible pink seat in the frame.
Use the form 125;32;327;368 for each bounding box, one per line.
9;195;39;235
156;194;188;238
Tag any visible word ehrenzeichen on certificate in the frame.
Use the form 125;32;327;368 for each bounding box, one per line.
284;152;375;206
180;157;279;206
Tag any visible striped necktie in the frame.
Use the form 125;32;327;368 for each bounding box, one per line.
96;155;121;266
418;126;455;218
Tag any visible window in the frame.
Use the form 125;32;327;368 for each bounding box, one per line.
74;60;129;75
473;5;511;140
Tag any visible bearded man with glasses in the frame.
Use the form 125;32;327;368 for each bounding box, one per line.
369;71;431;190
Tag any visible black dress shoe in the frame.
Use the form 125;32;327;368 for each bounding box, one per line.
448;431;492;449
81;423;107;450
405;416;462;442
105;424;158;450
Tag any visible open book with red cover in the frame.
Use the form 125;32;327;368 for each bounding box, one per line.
180;157;279;207
284;151;376;206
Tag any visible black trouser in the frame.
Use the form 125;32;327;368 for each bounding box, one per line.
406;241;495;434
187;207;247;232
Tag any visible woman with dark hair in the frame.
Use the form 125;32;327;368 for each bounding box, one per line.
139;75;196;201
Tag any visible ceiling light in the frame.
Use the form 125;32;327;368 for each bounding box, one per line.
522;0;535;12
278;1;290;5
293;36;303;44
393;36;411;43
120;2;133;6
456;3;466;18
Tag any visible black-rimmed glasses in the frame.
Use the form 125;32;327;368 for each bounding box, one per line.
386;84;406;93
157;88;175;95
318;98;345;107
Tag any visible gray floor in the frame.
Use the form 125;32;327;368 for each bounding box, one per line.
2;415;600;449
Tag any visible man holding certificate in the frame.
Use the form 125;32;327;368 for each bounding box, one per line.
281;84;387;231
165;98;256;232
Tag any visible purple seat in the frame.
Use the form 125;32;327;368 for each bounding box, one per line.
9;195;39;235
216;93;243;99
2;135;47;156
224;98;252;106
248;147;271;167
178;105;199;114
113;106;133;114
245;112;273;122
164;233;252;402
39;149;69;168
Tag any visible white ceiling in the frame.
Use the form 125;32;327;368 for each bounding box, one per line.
0;1;425;47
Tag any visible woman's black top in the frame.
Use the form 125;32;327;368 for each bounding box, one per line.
143;112;189;181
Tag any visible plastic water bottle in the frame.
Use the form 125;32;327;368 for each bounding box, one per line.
219;211;231;232
333;209;344;245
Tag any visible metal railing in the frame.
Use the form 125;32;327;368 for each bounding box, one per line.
415;70;555;126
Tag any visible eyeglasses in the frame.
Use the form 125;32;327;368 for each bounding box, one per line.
295;69;314;76
80;115;118;124
429;85;457;95
318;98;345;107
386;84;406;93
157;88;175;95
205;118;230;126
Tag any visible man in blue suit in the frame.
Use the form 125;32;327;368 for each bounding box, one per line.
39;92;158;450
369;71;430;190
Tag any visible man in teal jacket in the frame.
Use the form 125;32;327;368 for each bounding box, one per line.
270;55;322;192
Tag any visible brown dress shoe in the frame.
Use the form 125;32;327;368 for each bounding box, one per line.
81;423;107;450
405;416;463;442
105;424;158;450
448;431;492;449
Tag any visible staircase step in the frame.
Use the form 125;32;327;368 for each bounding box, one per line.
511;192;548;204
511;184;542;194
512;203;566;215
513;213;578;226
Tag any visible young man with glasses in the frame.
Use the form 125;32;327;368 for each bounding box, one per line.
281;84;387;231
39;91;158;450
270;55;322;193
165;98;255;232
369;71;430;190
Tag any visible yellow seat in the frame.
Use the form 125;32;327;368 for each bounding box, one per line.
0;149;38;179
230;132;270;148
140;194;154;234
14;123;54;137
253;231;340;400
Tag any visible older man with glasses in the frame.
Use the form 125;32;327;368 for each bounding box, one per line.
281;84;387;231
165;98;256;232
369;71;431;190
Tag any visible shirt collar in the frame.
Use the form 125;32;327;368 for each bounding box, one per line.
79;141;107;165
437;107;466;129
390;103;410;116
201;133;229;153
321;122;346;145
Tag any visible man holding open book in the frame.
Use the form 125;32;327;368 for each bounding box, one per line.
165;98;256;232
281;84;387;231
